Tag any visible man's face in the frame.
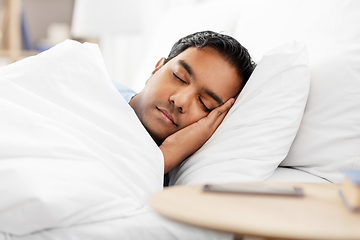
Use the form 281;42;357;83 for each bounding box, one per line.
131;46;242;145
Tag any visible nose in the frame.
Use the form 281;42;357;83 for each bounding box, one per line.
169;88;193;113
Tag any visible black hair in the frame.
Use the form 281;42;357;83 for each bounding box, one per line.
164;31;256;90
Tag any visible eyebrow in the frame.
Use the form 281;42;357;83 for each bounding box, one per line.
178;59;224;106
203;88;224;106
179;60;193;76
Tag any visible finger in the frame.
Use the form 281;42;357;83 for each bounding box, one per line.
204;98;235;129
208;98;235;119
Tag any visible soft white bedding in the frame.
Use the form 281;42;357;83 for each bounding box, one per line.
0;40;165;236
169;41;310;185
265;167;330;183
0;40;231;240
0;209;232;240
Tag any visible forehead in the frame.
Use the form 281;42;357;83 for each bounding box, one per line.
170;46;242;100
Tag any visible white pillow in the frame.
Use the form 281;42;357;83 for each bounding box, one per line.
230;0;360;183
169;41;310;185
279;1;360;182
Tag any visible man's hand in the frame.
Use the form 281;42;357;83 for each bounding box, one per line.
160;98;235;173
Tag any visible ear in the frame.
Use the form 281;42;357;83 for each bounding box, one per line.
146;57;166;84
152;57;166;75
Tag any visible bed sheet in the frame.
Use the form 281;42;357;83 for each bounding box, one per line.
0;206;232;240
0;40;232;240
0;40;164;235
265;167;330;183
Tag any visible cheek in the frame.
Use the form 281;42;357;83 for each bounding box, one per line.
144;80;168;101
183;106;209;127
149;74;174;94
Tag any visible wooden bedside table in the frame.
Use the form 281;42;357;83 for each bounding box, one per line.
149;183;360;240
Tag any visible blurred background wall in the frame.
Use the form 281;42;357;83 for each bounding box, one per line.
0;0;73;52
19;0;73;51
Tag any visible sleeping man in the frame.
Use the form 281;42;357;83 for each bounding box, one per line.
117;31;256;173
0;31;255;235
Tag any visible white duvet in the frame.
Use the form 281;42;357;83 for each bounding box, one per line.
0;40;164;236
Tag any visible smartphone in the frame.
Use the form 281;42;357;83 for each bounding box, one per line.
203;184;304;197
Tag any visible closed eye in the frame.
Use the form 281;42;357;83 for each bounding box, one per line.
198;96;211;113
173;72;187;84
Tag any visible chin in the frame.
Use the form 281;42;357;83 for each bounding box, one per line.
145;128;166;146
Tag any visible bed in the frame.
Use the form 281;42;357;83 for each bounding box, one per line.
0;0;359;239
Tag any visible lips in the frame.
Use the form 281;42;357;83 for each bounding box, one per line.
157;107;177;126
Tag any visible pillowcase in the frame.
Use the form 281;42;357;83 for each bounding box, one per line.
279;1;360;182
230;0;360;183
169;41;310;185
